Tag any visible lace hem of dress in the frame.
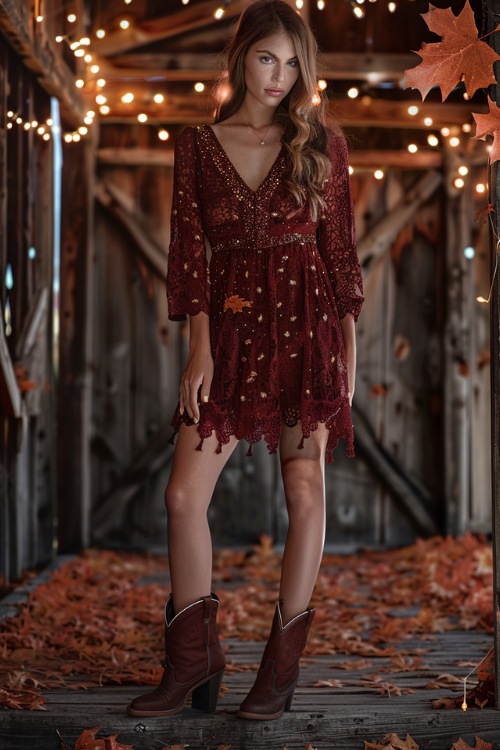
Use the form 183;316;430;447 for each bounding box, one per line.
168;398;355;463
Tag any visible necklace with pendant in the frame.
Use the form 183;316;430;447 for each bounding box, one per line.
246;122;274;145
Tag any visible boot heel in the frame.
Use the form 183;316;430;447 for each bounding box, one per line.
191;668;225;713
284;687;295;712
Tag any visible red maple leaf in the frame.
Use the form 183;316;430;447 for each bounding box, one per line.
473;98;500;164
452;738;493;750
404;1;500;101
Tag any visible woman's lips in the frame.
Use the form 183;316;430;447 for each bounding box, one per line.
265;89;284;96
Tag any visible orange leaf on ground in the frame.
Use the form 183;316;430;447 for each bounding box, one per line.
404;1;500;100
473;98;500;164
365;733;419;750
75;728;105;750
452;738;493;750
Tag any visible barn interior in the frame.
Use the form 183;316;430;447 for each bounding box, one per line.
0;0;493;578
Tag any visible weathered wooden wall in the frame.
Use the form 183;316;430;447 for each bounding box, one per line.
0;40;56;580
87;123;491;550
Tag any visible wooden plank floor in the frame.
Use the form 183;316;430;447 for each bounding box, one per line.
0;631;498;750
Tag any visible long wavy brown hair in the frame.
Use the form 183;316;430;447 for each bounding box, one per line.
212;0;336;222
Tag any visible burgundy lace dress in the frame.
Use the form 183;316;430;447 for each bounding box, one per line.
166;124;364;462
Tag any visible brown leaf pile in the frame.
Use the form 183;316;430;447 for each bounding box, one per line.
0;533;493;710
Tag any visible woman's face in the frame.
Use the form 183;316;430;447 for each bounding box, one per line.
243;32;300;109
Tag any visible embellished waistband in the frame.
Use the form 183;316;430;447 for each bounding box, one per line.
210;232;317;254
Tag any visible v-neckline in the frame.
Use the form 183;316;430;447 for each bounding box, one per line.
205;124;284;195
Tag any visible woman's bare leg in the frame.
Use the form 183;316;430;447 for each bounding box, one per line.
278;423;329;625
165;424;239;614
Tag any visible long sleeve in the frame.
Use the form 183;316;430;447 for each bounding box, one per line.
316;129;364;322
166;126;210;321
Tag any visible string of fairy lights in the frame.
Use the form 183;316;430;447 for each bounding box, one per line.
10;0;488;198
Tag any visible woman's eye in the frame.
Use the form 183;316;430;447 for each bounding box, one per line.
288;60;298;67
260;56;272;63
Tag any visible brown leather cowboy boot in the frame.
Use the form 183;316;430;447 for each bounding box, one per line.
127;592;225;717
237;599;315;720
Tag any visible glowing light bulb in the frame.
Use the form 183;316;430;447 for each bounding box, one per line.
55;35;63;43
318;79;327;90
72;133;81;142
43;133;50;141
194;82;205;92
311;93;321;106
24;122;31;130
317;0;325;8
476;183;486;194
462;123;472;133
214;7;224;18
6;122;12;129
37;126;45;135
138;113;148;123
440;126;450;137
84;54;93;63
70;41;80;50
80;37;90;45
154;94;165;104
31;120;38;128
464;246;475;259
347;87;359;99
74;49;85;57
90;64;100;74
16;117;23;124
100;105;110;115
427;134;439;147
407;105;419;116
79;126;88;135
449;136;460;147
296;0;304;8
47;118;53;126
454;177;464;188
121;92;135;103
75;79;85;88
458;165;468;176
96;29;106;38
36;15;43;22
388;2;397;11
424;117;433;127
349;165;354;175
120;19;130;29
84;117;93;125
86;111;96;119
408;143;418;153
353;6;365;18
97;78;106;88
158;129;170;141
64;133;73;143
67;13;77;23
95;95;107;105
374;169;384;180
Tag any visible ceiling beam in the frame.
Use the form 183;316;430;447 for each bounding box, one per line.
92;0;250;58
97;147;445;170
99;52;416;83
0;0;85;126
95;94;480;129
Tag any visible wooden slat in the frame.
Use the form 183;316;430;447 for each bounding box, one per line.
0;0;84;126
487;0;500;710
92;0;249;57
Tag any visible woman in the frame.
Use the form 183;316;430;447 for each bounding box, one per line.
128;0;363;721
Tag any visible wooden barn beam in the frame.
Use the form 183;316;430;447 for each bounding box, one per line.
95;180;167;278
486;0;500;709
96;147;442;171
91;423;173;543
352;404;437;536
103;52;415;82
0;322;21;418
0;0;84;126
356;170;443;270
98;95;477;129
92;0;249;57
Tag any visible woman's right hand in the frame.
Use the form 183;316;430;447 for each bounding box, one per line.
179;345;214;423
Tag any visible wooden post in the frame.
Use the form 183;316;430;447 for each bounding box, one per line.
486;0;500;709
